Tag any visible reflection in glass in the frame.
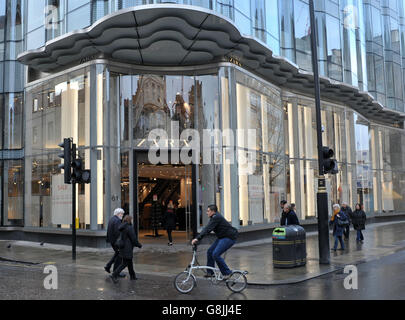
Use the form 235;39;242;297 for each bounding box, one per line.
25;67;92;229
3;160;24;226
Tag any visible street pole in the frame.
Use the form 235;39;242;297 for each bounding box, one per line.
309;0;330;264
72;142;77;261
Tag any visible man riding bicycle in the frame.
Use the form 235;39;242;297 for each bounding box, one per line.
191;205;238;280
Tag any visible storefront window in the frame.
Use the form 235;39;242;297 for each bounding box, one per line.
195;74;220;228
2;160;24;226
379;126;405;213
25;66;94;229
235;69;285;226
354;113;373;212
3;93;23;149
107;69;222;232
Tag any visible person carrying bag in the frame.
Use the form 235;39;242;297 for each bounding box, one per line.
110;215;142;283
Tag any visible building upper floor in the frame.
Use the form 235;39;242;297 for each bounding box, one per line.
8;0;405;113
1;1;405;132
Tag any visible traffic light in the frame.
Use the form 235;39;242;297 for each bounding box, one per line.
71;159;82;183
322;147;338;174
58;138;72;184
71;158;91;184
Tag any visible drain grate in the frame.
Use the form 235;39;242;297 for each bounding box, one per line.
0;257;40;265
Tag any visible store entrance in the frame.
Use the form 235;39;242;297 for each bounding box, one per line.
134;151;194;244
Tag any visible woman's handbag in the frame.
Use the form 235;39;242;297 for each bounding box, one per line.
337;216;350;228
115;233;125;248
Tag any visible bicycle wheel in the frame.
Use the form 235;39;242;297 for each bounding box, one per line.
174;271;196;294
226;271;247;293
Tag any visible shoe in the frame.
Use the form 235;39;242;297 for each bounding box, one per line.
331;249;337;252
168;242;173;246
338;248;345;251
104;266;111;274
109;275;118;284
222;274;232;281
130;275;138;281
118;273;126;278
204;274;214;278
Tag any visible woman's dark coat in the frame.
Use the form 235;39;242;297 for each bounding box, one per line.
351;209;366;230
164;209;177;229
280;210;300;226
331;211;348;237
117;222;142;259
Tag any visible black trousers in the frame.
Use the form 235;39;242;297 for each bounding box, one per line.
113;258;136;279
344;225;350;239
167;228;174;243
106;245;122;272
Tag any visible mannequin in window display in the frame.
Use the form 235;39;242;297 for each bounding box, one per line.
150;200;163;237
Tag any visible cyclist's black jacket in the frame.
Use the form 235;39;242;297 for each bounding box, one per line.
196;212;238;241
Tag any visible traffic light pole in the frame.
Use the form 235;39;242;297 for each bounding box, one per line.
72;142;77;261
309;0;330;265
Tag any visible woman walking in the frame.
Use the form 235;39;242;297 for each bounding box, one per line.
164;200;177;246
352;203;366;242
330;204;348;251
110;215;142;283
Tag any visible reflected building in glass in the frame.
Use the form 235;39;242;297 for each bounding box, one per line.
0;0;404;246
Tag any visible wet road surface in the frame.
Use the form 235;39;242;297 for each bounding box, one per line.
1;248;405;300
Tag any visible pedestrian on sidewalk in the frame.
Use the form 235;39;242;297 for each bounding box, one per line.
330;204;348;251
352;203;366;242
280;203;300;226
105;208;124;274
110;215;142;283
341;202;353;240
164;200;177;246
280;200;287;215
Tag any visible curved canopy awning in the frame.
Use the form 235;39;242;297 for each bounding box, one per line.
18;4;405;127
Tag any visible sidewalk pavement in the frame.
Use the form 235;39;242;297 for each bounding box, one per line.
1;221;405;285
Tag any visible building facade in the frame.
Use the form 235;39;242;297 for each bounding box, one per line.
1;0;405;245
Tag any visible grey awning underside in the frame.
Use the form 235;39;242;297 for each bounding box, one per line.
18;4;405;127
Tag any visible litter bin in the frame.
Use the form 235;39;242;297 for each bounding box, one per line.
272;225;306;268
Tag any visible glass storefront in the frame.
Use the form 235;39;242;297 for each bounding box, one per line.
16;61;405;235
2;159;24;226
235;69;286;225
25;66;96;229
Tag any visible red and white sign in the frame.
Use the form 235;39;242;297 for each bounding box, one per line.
51;174;72;225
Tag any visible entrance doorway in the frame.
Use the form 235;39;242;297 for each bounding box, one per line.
134;150;194;244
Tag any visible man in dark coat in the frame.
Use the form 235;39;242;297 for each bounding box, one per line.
280;200;287;220
191;205;238;279
104;208;124;274
110;215;142;283
280;203;300;226
341;202;353;240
